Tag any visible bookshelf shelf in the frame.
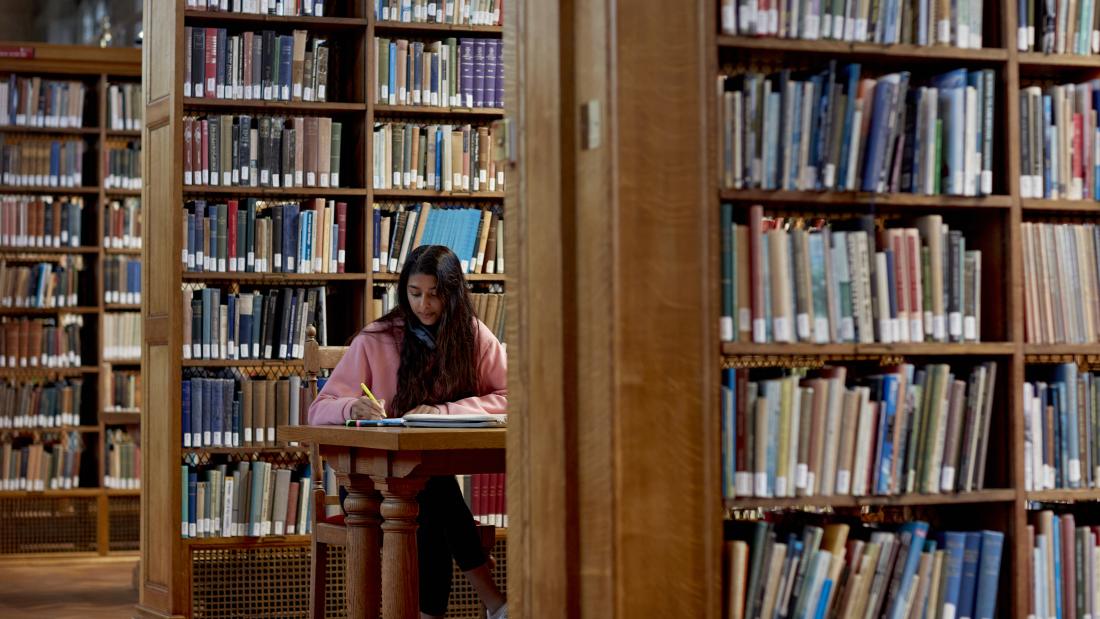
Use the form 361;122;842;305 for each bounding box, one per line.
101;412;140;425
1020;198;1100;213
721;342;1016;357
183;97;367;113
0;126;100;136
1018;52;1100;68
181;359;305;368
0;186;99;195
1027;489;1100;502
1023;344;1100;356
717;189;1014;209
0;246;100;255
372;188;504;200
181;271;368;282
182;534;312;547
716;36;1010;64
104;489;141;497
104;304;141;311
5;425;99;434
104;189;141;197
372;272;504;282
0;366;98;377
102;359;140;366
182;10;369;29
373;20;503;35
726;489;1017;511
183;186;367;197
374;104;504;118
106;129;141;138
182;446;310;455
0;306;99;315
0;488;102;498
103;248;142;256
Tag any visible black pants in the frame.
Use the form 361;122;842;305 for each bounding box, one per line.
417;475;488;616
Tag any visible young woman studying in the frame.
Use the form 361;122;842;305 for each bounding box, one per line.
308;244;508;619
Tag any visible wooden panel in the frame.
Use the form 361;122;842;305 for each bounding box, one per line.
145;124;176;318
145;0;175;101
141;345;174;594
505;0;569;615
612;0;710;616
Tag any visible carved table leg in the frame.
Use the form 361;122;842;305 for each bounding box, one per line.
344;474;383;619
373;476;427;619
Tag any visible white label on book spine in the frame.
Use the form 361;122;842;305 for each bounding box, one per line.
805;15;820;39
775;477;787;497
938;20;951;44
813;317;829;344
934;315;946;341
735;472;751;497
949;312;962;338
855;19;868;41
942;604;956;619
796;313;811;340
910;319;923;343
878;319;893;344
720;316;733;342
940;466;956;492
773;317;791;342
738;5;752;32
1045;465;1055;489
836;470;851;495
767;9;778;34
795;464;808;489
753;318;766;343
203;431;211;445
1070;460;1082;484
753;472;769;497
318;85;326;100
840;317;854;341
964;317;976;341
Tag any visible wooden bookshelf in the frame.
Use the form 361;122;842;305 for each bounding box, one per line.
705;3;1100;619
140;3;507;617
0;43;141;559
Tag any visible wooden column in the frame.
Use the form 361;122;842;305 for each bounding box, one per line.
374;477;426;619
343;475;383;619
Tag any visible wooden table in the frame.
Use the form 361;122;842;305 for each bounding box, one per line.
279;425;506;619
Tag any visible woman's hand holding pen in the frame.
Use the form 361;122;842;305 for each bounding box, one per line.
350;396;387;420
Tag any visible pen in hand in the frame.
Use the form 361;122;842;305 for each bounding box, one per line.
360;382;386;418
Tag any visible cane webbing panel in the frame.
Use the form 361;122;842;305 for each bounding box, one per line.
321;536;508;619
191;543;311;618
0;496;97;554
108;495;140;551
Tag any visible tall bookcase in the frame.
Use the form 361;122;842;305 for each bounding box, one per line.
139;2;505;617
0;43;141;558
708;3;1100;618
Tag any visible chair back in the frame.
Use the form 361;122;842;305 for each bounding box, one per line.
303;325;351;528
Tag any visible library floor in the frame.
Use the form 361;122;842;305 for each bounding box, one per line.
0;556;138;618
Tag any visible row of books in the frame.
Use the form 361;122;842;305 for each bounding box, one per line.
184;27;330;103
373;203;503;274
0;257;86;309
183;115;343;188
182;285;328;360
104;141;141;190
182;371;307;448
719;66;996;197
104;197;141;250
103;313;141;361
719;0;985;48
0;315;84;368
1024;365;1100;491
1020;0;1100;54
721;209;982;345
0;378;84;429
0;77;86;128
725;520;1004;619
183;198;348;274
182;461;314;539
721;361;997;499
0;136;87;188
185;0;328;17
461;473;507;528
373;286;505;339
106;370;139;413
107;83;142;131
375;37;504;110
0;432;85;491
1028;511;1100;619
104;257;141;305
0;195;84;249
104;428;140;490
1022;222;1100;345
375;0;503;25
1019;82;1100;200
373;122;504;193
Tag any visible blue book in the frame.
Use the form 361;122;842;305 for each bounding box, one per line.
930;69;967;195
1053;384;1064;487
50;142;60;183
721;368;735;499
212;378;224;447
815;62;837;190
412;42;423;103
940;532;967;618
720;203;734;337
884;249;898;336
227;294;236;358
465;209;481;270
187;471;198;538
957;532;982;619
230;392;240;447
373;207;381;270
1054;515;1063;619
190;377;202;447
1043;94;1054;199
201;289;212;357
279;35;293;100
836;64;860;190
245;199;257;271
811;579;832;619
764;90;781;190
860;74;900;192
251;294;263;358
973;530;1004;619
388;42;397;103
181;382;192;447
787;80;803;191
885;520;930;619
1055;363;1081;487
876;373;900;495
181;466;190;537
202;376;213;447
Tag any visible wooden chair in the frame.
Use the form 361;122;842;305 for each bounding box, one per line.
302;326;496;619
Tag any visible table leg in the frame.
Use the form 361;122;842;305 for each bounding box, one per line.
374;477;427;619
344;474;383;619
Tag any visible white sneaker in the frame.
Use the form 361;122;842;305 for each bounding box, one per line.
487;602;508;619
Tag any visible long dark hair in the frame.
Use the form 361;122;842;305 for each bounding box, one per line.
375;245;479;414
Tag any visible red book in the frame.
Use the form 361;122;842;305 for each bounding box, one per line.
227;199;238;272
184;117;193;184
335;201;347;273
242;33;253;98
1063;513;1077;619
205;28;218;100
1073;113;1084;194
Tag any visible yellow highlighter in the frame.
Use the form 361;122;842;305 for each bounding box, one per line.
360;383;386;418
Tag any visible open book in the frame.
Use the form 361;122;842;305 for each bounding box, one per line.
345;413;507;428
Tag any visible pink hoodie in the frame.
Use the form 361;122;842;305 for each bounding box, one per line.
307;319;507;425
